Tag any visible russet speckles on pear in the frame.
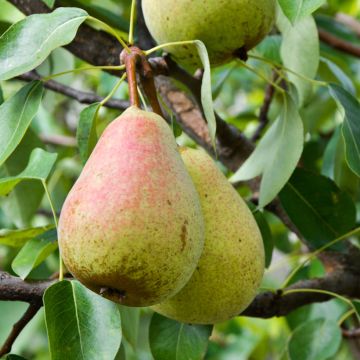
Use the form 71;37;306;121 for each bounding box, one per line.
152;148;265;324
58;107;205;307
142;0;276;68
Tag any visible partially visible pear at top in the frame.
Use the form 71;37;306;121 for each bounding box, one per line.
58;106;205;307
142;0;276;69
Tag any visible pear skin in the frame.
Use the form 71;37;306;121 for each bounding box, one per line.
58;107;205;306
152;148;264;324
142;0;276;68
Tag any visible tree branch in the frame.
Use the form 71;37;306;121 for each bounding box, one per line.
1;269;359;320
0;301;42;357
319;28;360;58
18;71;130;110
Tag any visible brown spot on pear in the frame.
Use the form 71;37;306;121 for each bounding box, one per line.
152;148;265;324
142;0;276;69
58;107;205;306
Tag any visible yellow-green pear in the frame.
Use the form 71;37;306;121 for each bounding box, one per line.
142;0;276;68
58;107;205;307
152;148;264;324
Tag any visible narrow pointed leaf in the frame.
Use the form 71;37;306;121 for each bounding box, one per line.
194;40;216;148
353;300;360;322
0;7;88;80
329;84;360;177
0;148;57;196
12;229;58;279
44;280;121;360
230;94;303;207
77;103;100;164
0;81;44;166
149;313;212;360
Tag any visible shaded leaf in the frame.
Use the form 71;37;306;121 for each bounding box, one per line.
6;355;28;360
194;40;216;149
230;94;303;208
287;318;341;360
42;0;55;8
0;225;53;247
118;306;140;349
253;210;273;268
12;229;58;279
278;0;326;23
77;103;100;164
0;81;43;167
320;57;355;95
44;280;121;360
353;300;360;322
0;148;57;196
329;84;360;177
0;7;87;80
279;168;356;249
149;313;212;360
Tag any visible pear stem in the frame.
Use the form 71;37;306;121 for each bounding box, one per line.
121;50;141;108
137;53;164;117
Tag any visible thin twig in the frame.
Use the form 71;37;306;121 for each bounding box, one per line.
319;28;360;58
336;13;360;38
342;328;360;338
0;301;42;357
251;74;277;142
18;71;130;110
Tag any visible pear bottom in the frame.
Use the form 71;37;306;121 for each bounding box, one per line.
152;148;264;324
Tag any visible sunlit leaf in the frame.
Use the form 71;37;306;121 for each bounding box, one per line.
44;280;121;360
0;7;87;80
278;0;326;23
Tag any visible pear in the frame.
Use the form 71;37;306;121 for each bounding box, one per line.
152;148;264;324
142;0;276;68
58;107;205;307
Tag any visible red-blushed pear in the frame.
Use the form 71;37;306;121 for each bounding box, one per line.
58;107;205;307
152;148;265;324
142;0;276;69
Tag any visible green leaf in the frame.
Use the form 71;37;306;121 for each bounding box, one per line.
230;94;304;208
149;313;212;360
6;355;28;360
320;57;355;95
77;103;100;164
0;129;46;227
352;300;360;322
44;280;121;360
278;0;326;24
0;225;53;247
11;228;58;279
42;0;55;8
329;84;360;177
287;318;341;360
278;14;319;106
194;40;216;149
279;168;356;249
0;7;88;80
253;210;273;268
118;306;140;349
0;81;44;166
0;148;57;196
